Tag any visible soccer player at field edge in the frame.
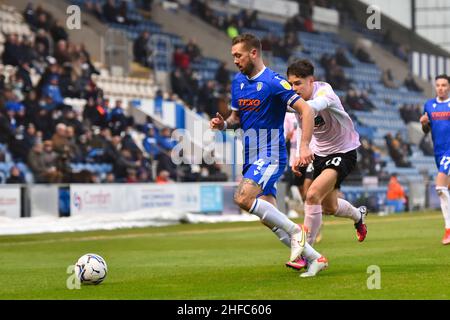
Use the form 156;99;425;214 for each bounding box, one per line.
285;59;368;269
209;33;327;277
420;74;450;245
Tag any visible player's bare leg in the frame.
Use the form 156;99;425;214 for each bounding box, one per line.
436;172;450;244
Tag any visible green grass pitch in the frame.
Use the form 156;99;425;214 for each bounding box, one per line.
1;211;449;300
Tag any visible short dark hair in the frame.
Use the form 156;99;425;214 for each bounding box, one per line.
287;59;315;78
232;33;261;52
435;74;450;83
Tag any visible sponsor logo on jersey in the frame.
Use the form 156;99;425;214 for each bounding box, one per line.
280;80;292;90
238;99;261;107
431;111;450;120
238;99;261;112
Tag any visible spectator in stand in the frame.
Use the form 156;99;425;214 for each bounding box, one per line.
117;0;134;25
185;38;202;62
51;123;69;155
17;61;33;94
83;97;107;128
215;62;230;87
399;104;422;124
102;0;119;23
381;69;399;89
173;46;190;70
6;166;26;184
65;125;83;162
133;31;153;68
142;124;160;159
41;75;64;108
34;29;51;58
54;40;71;65
155;170;172;184
335;47;353;67
109;99;131;135
157;127;177;151
284;14;306;34
326;58;351;90
385;133;411;168
34;11;51;31
345;89;364;111
386;173;406;212
404;73;423;92
2;34;22;66
27;141;62;183
85;0;103;21
358;138;377;175
105;172;116;183
170;68;192;105
23;123;39;153
354;42;374;64
394;44;409;62
155;127;177;181
199;160;228;182
197;80;218;117
125;168;138;183
50;20;68;43
239;9;258;29
139;0;154;12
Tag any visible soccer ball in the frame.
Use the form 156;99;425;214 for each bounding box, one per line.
75;253;108;285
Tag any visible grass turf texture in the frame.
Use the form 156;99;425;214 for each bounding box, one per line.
0;211;449;300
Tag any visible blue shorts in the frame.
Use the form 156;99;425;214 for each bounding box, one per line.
435;151;450;175
242;158;286;198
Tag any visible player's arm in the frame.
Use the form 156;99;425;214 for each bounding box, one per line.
290;98;315;167
420;112;430;134
209;111;240;130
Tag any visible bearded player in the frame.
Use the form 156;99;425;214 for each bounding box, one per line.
210;34;327;277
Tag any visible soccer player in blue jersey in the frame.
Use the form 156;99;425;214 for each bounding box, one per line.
209;34;327;277
420;74;450;244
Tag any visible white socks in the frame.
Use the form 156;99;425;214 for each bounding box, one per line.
437;187;450;229
304;204;322;245
252;199;322;261
270;226;321;261
271;226;291;247
250;199;300;235
334;198;361;223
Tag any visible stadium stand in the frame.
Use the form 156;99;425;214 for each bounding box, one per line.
0;0;438;206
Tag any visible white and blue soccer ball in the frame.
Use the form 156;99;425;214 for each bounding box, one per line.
75;253;108;285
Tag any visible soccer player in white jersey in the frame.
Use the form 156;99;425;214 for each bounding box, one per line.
285;59;368;270
210;34;327;277
420;75;450;245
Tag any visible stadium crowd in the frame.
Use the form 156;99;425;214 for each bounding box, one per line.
0;0;432;187
0;2;228;184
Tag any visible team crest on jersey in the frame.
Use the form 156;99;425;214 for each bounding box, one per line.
257;82;263;91
240;83;244;90
433;103;437;108
280;80;291;90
